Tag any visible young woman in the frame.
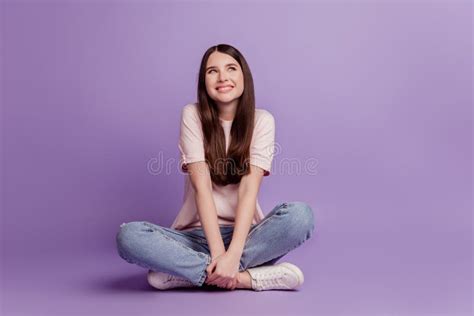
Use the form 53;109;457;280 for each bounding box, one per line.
116;44;315;291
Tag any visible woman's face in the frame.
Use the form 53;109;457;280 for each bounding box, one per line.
205;51;244;106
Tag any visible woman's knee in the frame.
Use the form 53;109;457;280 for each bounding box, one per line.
116;221;146;255
283;201;315;240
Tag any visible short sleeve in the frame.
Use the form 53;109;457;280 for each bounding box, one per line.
249;110;275;176
179;104;206;173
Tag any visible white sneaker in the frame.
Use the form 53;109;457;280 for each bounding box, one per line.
247;262;304;291
147;270;196;290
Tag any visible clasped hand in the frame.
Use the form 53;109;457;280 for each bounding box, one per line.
205;251;241;290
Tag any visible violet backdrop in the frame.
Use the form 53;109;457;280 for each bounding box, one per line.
1;1;472;316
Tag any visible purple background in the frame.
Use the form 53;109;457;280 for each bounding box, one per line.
1;1;472;315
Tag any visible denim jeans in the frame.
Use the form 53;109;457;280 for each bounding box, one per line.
116;201;315;286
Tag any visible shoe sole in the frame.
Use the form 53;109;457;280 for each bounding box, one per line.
279;262;305;288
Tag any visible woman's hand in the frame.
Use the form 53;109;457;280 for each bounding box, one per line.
205;251;241;290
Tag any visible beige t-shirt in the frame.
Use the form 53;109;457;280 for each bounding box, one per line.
170;103;275;231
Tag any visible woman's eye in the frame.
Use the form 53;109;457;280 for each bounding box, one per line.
207;67;236;74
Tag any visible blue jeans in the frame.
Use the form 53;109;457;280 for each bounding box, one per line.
116;201;315;286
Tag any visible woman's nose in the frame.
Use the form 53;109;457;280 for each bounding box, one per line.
218;71;229;82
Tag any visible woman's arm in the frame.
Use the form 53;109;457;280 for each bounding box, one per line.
227;164;265;257
205;164;265;289
187;161;226;258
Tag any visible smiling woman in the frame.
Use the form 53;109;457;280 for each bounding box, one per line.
198;47;255;186
116;44;315;292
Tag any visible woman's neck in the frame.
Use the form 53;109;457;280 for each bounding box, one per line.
217;100;238;121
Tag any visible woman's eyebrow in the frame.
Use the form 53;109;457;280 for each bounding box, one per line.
206;63;238;71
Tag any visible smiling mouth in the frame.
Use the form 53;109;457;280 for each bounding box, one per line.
216;86;234;92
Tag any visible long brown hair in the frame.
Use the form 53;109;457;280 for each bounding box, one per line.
197;44;255;186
